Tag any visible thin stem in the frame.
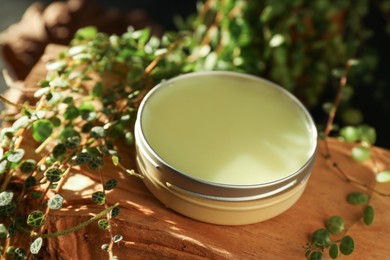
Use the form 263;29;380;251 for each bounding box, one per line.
324;62;351;136
17;203;120;238
0;95;35;110
332;162;390;197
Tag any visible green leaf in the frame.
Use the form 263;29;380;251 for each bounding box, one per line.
113;234;123;243
64;105;80;120
44;168;63;182
358;125;376;145
0;190;14;206
27;210;45;228
325;216;345;235
110;207;120;218
46;60;67;71
59;127;80;142
311;229;331;248
329;243;339;259
0;203;16;216
31;190;42;199
90;126;105;138
19;159;37;174
48;194;64;210
12;247;26;260
52;144;67;158
30;237;43;254
74;26;97;40
49;77;69;88
125;132;134;145
88;156;104;170
339;236;354;255
309;251;322;260
7;149;25;163
101;243;109;251
68;45;88;56
363;205;375;225
98;219;110;230
91;82;104;97
112;156;119;166
104;179;118;190
65;135;81;149
340;126;359;143
0;223;8;239
347;192;369;205
92;191;106;205
376;170;390;183
12;116;30;131
0;160;8;174
32;120;53;142
351;146;370;162
25;176;36;190
75;152;92;165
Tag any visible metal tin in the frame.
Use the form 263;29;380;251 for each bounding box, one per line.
135;71;317;225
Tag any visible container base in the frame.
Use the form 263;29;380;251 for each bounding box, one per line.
137;156;308;225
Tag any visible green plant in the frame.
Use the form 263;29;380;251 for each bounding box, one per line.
0;0;390;258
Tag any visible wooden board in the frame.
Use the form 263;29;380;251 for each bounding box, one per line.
17;45;390;259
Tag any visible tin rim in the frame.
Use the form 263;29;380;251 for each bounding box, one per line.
135;71;317;200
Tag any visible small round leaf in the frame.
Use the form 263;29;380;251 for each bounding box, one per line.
0;191;14;206
88;156;103;170
64;105;80;120
309;251;322;260
363;205;375;225
7;149;25;163
44;168;63;182
48;194;64;210
30;237;43;254
92;191;106;205
27;210;45;228
90;126;105;138
329;244;339;259
12;116;29;131
65;135;81;149
25;176;37;190
98;219;110;230
0;160;8;174
19;159;37;174
358;125;376;145
104;179;118;191
113;234;123;243
32;120;53;142
347;192;369;205
351;146;370;162
110;207;120;218
52;144;66;158
340;126;359;142
339;236;354;255
325;216;345;235
0;223;8;239
311;229;331;248
376;170;390;183
75;152;92;165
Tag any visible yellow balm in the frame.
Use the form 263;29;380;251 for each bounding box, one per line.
140;74;315;185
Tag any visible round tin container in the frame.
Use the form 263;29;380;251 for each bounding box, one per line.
135;71;317;225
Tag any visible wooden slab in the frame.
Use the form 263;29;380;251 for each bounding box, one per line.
19;45;390;259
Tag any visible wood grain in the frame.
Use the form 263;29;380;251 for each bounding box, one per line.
18;45;390;259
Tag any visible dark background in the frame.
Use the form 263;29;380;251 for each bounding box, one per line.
1;0;389;148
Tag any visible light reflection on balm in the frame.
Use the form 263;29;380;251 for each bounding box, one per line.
140;73;315;185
